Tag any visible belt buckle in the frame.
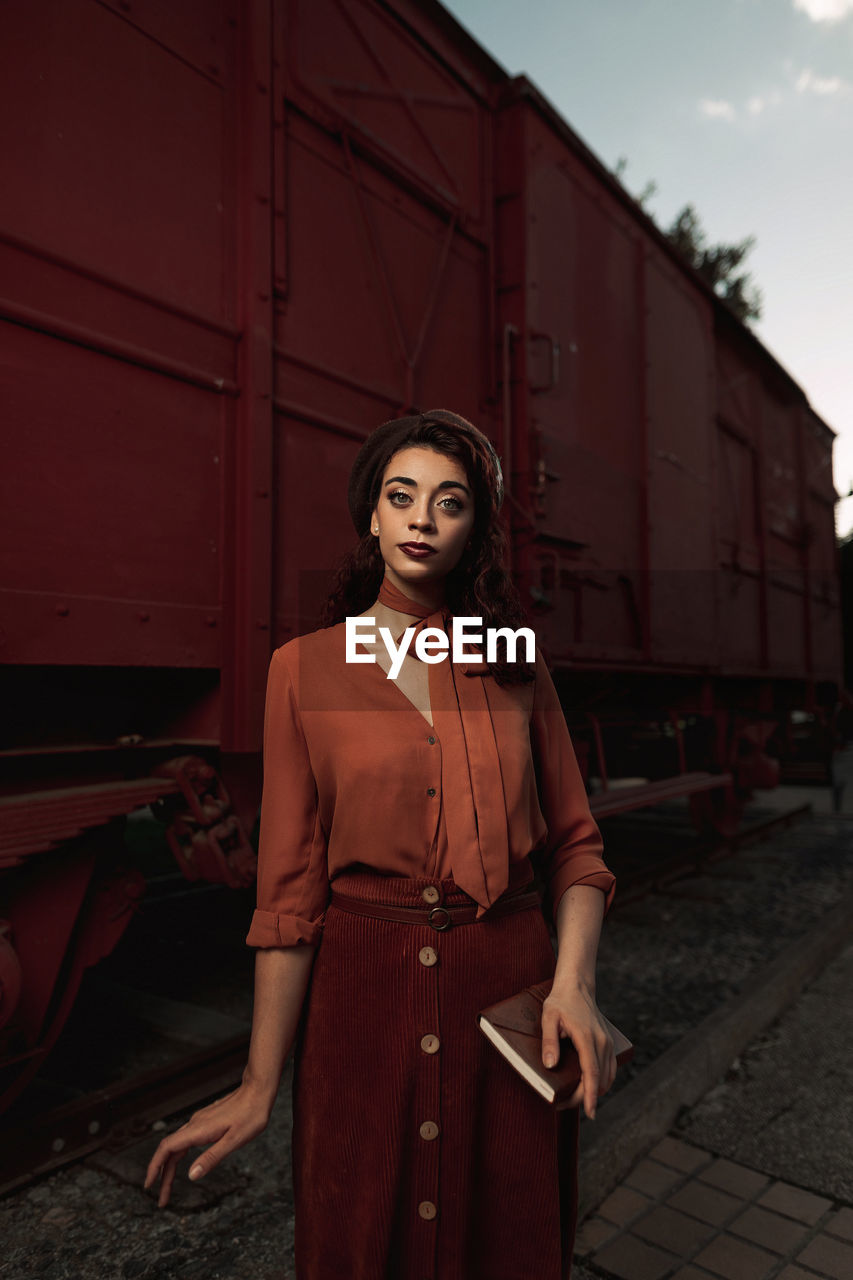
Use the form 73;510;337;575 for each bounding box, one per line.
428;905;452;932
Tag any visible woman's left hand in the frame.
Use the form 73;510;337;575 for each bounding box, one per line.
540;982;616;1119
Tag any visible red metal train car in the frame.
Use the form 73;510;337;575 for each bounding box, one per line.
1;0;844;1113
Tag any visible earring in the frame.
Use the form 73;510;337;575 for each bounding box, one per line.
372;526;378;534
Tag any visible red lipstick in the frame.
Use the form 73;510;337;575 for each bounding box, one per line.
399;542;437;558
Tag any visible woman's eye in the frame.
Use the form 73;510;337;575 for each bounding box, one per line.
387;490;464;512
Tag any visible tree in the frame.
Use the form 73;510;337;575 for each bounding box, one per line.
613;160;762;325
614;156;658;211
665;203;762;324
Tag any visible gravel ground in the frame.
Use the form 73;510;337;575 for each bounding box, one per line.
675;937;853;1203
1;1062;298;1280
594;808;853;1099
1;798;850;1279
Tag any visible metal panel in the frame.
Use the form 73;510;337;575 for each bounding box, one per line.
763;392;804;569
1;0;239;671
283;0;490;227
643;254;716;668
494;102;650;664
716;425;763;670
219;0;275;752
717;339;760;447
1;0;237;320
271;0;497;641
524;137;646;552
1;323;223;666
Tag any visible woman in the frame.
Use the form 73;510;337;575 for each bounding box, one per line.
145;410;617;1279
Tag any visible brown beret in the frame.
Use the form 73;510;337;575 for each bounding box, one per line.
347;410;504;538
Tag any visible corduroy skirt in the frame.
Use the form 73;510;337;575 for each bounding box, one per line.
290;866;581;1280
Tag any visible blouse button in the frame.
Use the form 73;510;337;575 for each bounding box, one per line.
427;735;436;744
419;1121;439;1141
421;886;440;904
420;1033;440;1054
418;945;438;967
427;786;436;796
418;1201;437;1220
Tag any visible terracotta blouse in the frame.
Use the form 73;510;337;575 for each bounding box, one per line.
246;607;615;949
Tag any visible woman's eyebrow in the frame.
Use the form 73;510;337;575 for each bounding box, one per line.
384;475;471;495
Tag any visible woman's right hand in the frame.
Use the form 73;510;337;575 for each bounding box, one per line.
143;1078;275;1208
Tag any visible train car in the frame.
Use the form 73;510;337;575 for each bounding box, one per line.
0;0;844;1114
493;75;843;827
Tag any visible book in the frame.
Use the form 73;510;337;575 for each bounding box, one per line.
478;978;634;1109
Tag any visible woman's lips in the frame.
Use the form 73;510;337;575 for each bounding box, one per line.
399;543;437;558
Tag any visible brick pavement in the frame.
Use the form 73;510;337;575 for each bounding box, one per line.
574;1135;853;1280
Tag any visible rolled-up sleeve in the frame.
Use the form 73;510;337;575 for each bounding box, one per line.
530;650;616;926
246;645;330;948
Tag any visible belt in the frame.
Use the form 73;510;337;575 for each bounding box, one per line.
329;885;541;931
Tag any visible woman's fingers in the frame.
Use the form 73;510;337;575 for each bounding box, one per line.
563;1043;609;1113
157;1151;182;1209
541;1003;599;1117
602;1035;618;1092
143;1092;270;1208
564;1077;585;1110
540;1002;563;1070
144;1111;229;1206
541;1000;617;1119
574;1031;601;1119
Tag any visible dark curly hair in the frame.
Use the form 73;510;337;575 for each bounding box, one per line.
320;412;535;686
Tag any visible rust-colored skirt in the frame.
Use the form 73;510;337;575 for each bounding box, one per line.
291;866;580;1280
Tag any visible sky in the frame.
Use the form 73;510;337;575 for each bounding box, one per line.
441;0;853;540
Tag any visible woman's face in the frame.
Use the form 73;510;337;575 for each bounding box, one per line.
371;446;476;592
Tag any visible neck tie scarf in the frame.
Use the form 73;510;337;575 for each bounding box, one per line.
376;574;510;918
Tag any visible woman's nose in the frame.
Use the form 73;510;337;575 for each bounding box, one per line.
409;506;434;529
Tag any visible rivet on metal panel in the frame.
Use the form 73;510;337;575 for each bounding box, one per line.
256;489;270;499
257;621;269;630
56;605;70;616
257;195;270;205
205;617;218;628
138;612;150;623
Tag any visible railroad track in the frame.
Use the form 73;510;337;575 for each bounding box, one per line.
0;800;815;1199
0;970;253;1198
